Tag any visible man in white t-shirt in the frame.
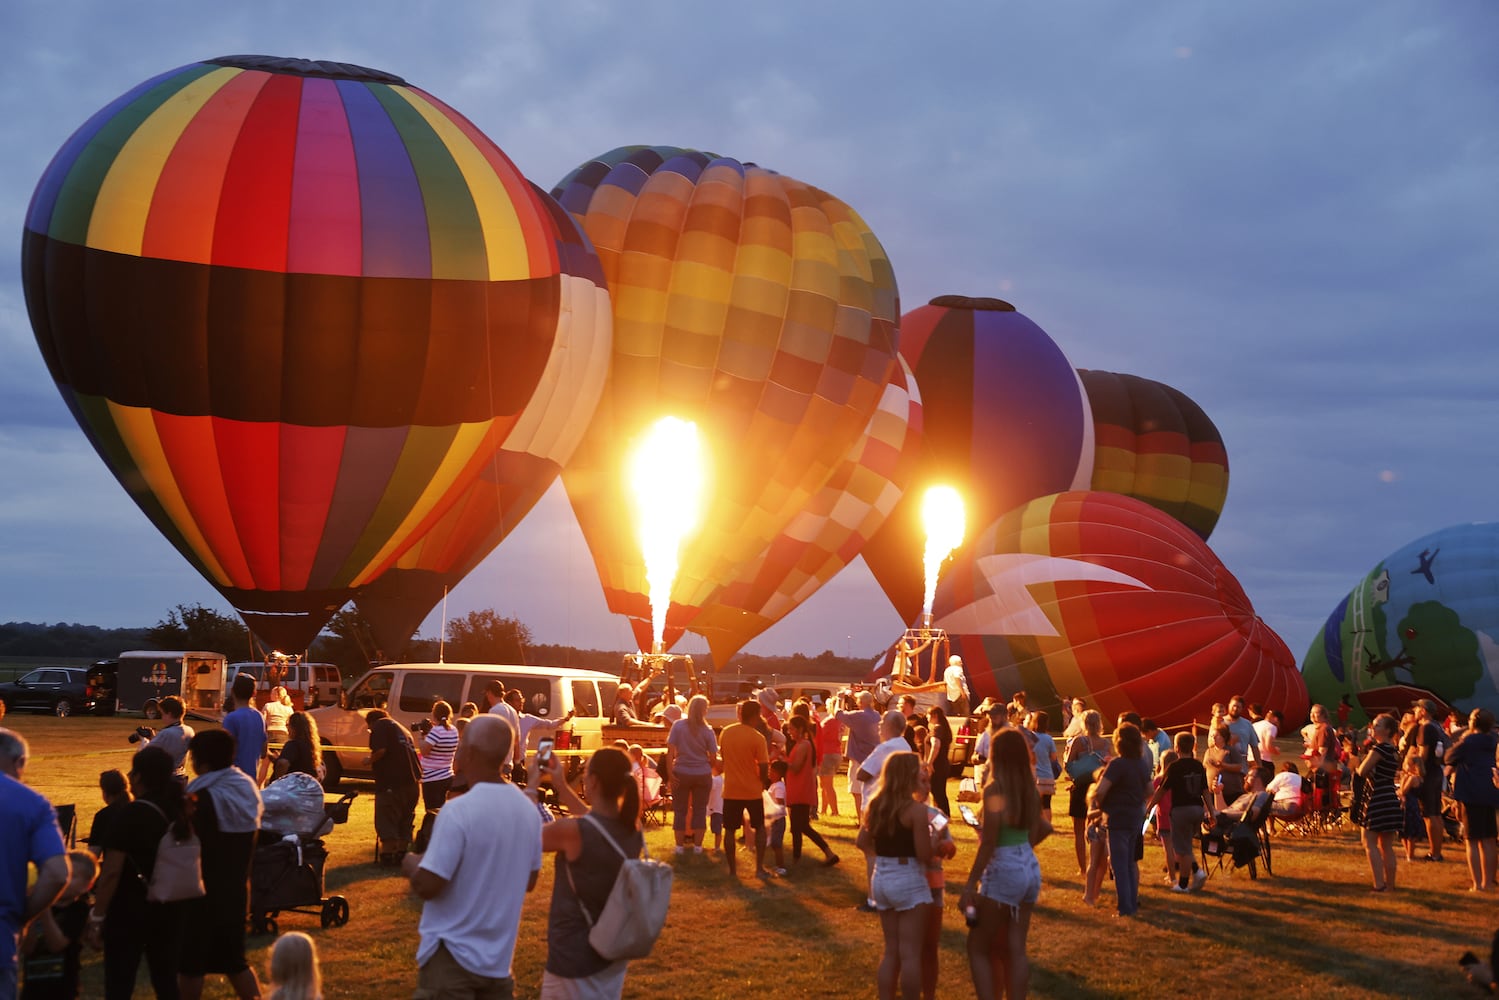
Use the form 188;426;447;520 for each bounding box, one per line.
1253;709;1281;762
483;681;524;775
404;715;541;996
943;655;971;718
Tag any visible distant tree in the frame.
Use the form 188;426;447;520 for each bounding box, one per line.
444;610;531;665
145;604;251;657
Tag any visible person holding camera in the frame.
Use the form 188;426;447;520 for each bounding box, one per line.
148;696;194;775
416;701;459;816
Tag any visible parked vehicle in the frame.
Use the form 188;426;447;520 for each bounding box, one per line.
228;659;344;711
309;662;620;788
115;650;229;719
0;666;112;717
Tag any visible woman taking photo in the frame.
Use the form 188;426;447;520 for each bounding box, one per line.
856;752;935;1000
1354;713;1402;892
530;747;644;999
785;715;839;866
925;706;954;817
960;728;1051;1000
417;701;459;816
87;746;188;999
666;694;718;855
1087;722;1153;917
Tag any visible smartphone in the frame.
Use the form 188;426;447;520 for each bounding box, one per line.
536;738;554;768
958;804;981;828
930;812;949;832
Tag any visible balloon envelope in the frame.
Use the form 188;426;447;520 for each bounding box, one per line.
862;296;1094;626
23;55;567;650
1301;522;1499;724
933;491;1306;730
1078;369;1228;540
552;145;901;652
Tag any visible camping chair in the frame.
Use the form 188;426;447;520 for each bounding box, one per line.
639;770;669;827
1201;792;1273;880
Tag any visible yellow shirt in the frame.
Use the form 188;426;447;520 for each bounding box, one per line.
719;723;769;800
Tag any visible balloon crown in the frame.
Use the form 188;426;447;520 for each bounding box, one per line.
928;295;1016;312
207;54;407;84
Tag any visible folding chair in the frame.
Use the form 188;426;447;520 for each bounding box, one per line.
639;770;669;827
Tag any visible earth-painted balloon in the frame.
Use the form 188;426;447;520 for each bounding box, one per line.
862;296;1093;627
552;145;901;653
23;55;567;650
688;355;922;663
355;185;613;657
932;491;1306;730
1077;369;1228;540
1301;522;1499;724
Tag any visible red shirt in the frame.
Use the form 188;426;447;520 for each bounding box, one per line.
785;737;819;806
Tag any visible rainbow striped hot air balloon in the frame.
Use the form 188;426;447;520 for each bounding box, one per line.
862;296;1094;627
23;55;568;650
552;145;901;654
1078;369;1229;540
933;491;1307;730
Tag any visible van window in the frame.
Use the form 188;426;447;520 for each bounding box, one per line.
507;676;551;717
598;680;619;712
399;672;465;715
348;671;394;710
315;667;340;683
571;680;600;718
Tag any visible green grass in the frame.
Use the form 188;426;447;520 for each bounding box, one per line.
5;715;1491;998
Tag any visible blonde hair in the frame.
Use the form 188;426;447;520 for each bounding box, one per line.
268;931;321;1000
864;752;922;839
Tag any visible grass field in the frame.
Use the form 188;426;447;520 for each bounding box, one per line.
5;714;1493;999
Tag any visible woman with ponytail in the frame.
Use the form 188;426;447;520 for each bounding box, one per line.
532;746;645;999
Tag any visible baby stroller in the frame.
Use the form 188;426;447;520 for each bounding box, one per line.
249;778;357;935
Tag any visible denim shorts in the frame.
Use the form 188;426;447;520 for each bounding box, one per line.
980;843;1041;916
872;857;933;912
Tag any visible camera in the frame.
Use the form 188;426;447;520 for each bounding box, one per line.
127;725;156;744
411;719;432;737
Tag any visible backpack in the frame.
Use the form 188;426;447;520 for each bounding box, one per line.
137;800;205;903
566;814;673;961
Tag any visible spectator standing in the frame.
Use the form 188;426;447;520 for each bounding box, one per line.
148;697;194;775
785;716;838;867
1446;707;1499;892
529;747;643;999
482;682;525;776
221;674;267;779
1413;699;1448;862
1063;710;1111;877
719;701;771;879
815;700;845;818
925;707;955;818
666;695;718;856
961;729;1050;1000
1203;725;1247;810
1061;698;1088;740
179;730;264;1000
856;712;917;912
970;702;1009;792
417;702;459;817
1354;714;1402;892
1088;723;1153;917
85;771;131;858
502;690;574;757
404;715;540;998
366;709;420;866
1253;709;1281;762
263;687;293;743
87;746;186;1000
1028;711;1059;823
1225;696;1262;767
272;713;323;782
1147;732;1210;892
856;753;934;1000
1;729;68;1000
836;691;882;814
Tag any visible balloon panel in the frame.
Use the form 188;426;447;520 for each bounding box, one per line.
862;297;1094;625
23;56;565;649
554;146;900;650
934;491;1306;730
1078;369;1228;540
1301;522;1499;724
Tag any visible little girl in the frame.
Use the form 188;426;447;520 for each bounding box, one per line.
267;931;322;1000
708;756;726;853
1397;745;1426;861
765;760;789;876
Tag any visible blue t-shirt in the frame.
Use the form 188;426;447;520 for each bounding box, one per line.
1;775;66;972
223;706;268;776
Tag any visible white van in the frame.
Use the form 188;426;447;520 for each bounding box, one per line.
309;662;620;787
227;661;344;711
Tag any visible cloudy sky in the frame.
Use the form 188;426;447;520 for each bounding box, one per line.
1;2;1494;663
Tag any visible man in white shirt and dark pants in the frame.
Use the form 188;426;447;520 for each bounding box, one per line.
404;715;540;998
483;681;524;777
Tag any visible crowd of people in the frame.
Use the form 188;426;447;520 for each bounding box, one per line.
5;671;1499;1000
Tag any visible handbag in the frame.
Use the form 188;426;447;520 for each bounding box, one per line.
1065;749;1103;780
137;800;206;903
566;815;673;961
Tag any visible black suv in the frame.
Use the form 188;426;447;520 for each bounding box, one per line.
0;667;110;717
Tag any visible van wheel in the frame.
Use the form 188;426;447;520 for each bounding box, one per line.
142;700;161;720
321;752;342;791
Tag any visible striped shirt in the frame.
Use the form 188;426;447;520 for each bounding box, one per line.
421;724;459;783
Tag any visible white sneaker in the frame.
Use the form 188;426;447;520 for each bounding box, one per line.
674;846;686;856
1191;868;1208;891
693;846;705;855
1170;883;1190;893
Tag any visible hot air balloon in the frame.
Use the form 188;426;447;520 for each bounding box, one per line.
932;491;1306;730
23;55;568;651
1301;522;1499;724
1077;369;1229;540
355;185;613;658
688;355;922;663
861;296;1094;626
552;145;901;653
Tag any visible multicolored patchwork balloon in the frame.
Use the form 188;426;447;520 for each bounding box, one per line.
552;145;901;652
862;296;1094;626
1077;369;1229;540
934;491;1306;729
23;55;567;650
355;185;613;657
689;355;922;663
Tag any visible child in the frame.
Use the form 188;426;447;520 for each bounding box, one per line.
708;757;726;853
1398;745;1426;861
21;850;98;999
267;931;322;1000
1153;750;1179;886
765;760;789;876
